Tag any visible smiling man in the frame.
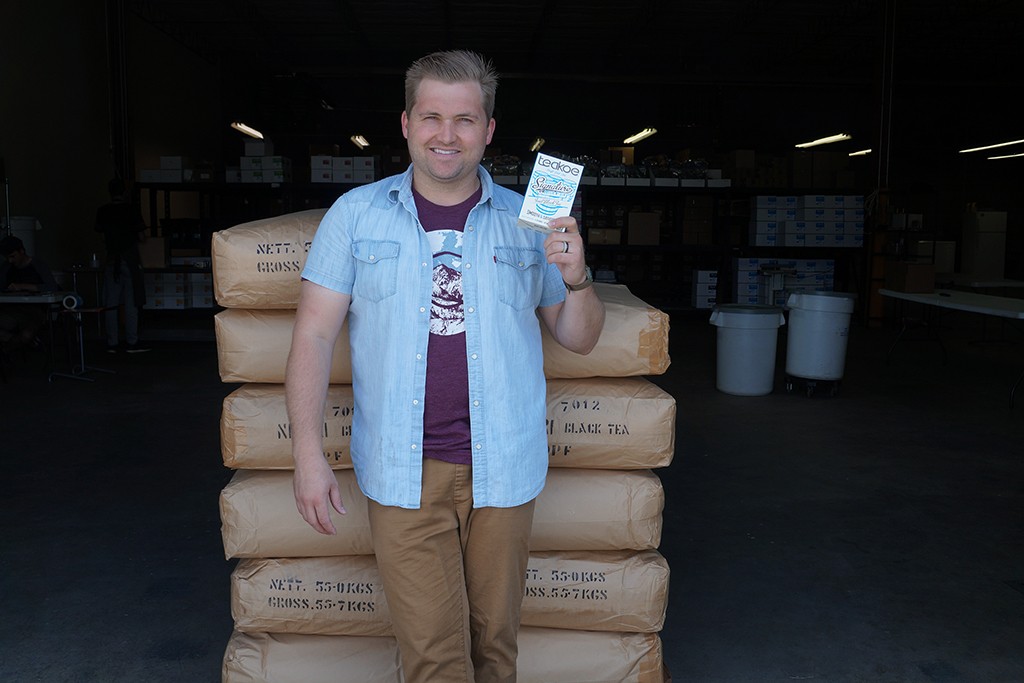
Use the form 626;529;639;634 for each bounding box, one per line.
285;50;604;683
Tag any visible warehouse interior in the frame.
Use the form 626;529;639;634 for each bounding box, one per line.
2;1;1024;681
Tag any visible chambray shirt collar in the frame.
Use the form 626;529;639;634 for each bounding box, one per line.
387;164;504;214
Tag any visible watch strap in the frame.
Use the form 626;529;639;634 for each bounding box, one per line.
564;267;593;291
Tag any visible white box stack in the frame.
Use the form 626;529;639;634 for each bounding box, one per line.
733;257;835;306
143;270;215;309
750;195;864;248
143;271;190;309
691;269;718;309
352;156;378;183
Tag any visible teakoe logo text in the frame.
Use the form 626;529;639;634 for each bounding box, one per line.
537;157;581;176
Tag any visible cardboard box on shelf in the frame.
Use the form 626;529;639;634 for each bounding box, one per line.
691;293;717;309
884;261;935;293
627;212;660;245
891;213;924;231
587;228;622;245
311;169;334;183
265;169;293;184
139;236;168;268
262;156;292;170
908;240;956;274
244;140;273;156
139;169;183;183
147;296;189;310
693;269;718;284
382;150;411;175
159;156;187;170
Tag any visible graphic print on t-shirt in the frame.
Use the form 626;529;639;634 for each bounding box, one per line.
426;229;464;336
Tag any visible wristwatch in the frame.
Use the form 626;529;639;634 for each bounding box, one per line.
564;266;593;292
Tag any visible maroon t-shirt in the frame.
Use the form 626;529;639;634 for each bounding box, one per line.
414;187;481;465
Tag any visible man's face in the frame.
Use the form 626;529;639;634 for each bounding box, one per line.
401;78;495;194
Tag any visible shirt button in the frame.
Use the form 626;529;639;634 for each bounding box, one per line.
369;255;376;261
419;307;426;313
411;444;417;450
416;353;422;360
518;261;524;267
471;353;478;360
467;306;475;313
475;443;482;450
473;400;480;407
412;399;419;405
468;226;475;232
465;263;471;269
422;262;428;267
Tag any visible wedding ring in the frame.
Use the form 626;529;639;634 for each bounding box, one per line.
562;241;569;254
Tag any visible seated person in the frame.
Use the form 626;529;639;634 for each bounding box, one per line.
0;235;58;350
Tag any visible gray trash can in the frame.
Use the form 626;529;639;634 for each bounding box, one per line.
709;304;786;396
784;291;856;395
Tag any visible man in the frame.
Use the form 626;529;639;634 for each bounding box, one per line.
286;50;605;682
94;178;149;353
0;235;58;350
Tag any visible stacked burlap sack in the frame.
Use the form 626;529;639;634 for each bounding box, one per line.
213;209;676;683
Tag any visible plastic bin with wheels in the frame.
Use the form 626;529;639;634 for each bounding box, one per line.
784;291;856;396
709;304;786;396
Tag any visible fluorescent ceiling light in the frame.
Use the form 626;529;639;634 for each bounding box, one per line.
987;151;1024;160
795;133;851;149
230;122;264;139
959;138;1024;153
848;149;872;157
623;128;657;144
350;135;370;149
529;137;546;152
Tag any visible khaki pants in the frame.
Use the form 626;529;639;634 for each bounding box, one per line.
367;457;536;683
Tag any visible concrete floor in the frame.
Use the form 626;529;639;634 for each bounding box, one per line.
2;307;1023;682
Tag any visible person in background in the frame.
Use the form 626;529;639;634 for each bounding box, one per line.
95;178;150;353
285;50;605;683
0;234;58;350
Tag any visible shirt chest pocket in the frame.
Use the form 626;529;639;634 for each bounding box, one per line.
494;246;544;311
351;240;400;302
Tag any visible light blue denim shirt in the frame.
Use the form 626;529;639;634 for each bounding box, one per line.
302;166;566;509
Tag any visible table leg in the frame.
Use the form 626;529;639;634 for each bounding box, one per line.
48;310;116;383
886;301;947;365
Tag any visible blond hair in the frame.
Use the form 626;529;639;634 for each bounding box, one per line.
405;50;498;119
